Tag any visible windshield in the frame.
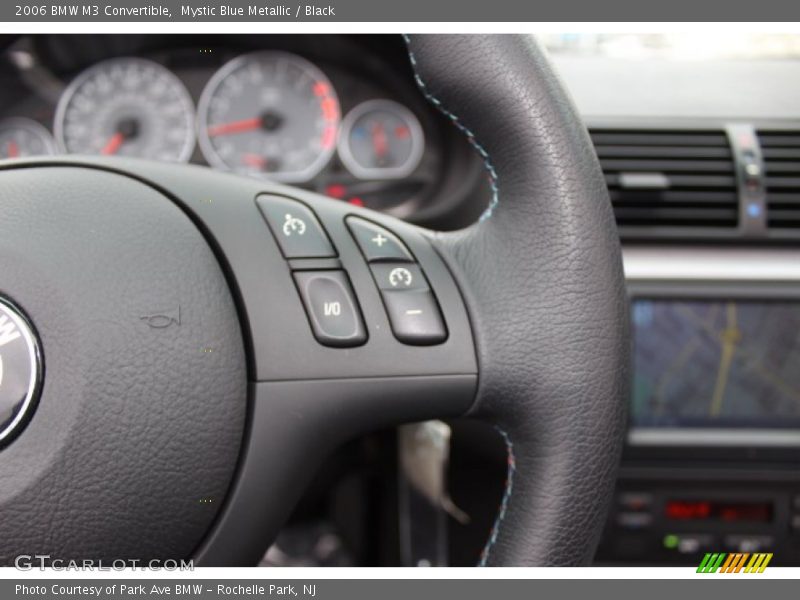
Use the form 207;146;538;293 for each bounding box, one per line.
539;33;800;60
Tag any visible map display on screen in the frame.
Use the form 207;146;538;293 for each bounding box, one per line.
631;299;800;428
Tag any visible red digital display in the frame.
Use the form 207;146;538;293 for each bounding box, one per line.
665;500;773;522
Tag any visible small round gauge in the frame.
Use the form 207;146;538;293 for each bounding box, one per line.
338;99;425;180
197;51;340;183
54;57;195;162
0;118;57;159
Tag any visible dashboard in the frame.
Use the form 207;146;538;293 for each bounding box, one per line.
0;34;490;227
548;53;800;566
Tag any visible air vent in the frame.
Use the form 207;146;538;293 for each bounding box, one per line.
590;129;739;234
758;130;800;230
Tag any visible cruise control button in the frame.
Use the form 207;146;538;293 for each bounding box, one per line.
346;217;413;262
293;271;366;347
381;290;447;345
370;263;428;291
257;195;336;258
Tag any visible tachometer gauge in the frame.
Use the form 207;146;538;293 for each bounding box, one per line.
338;100;424;180
197;51;340;183
0;118;57;159
54;58;195;162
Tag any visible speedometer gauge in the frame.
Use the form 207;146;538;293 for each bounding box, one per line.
54;57;195;162
197;51;340;183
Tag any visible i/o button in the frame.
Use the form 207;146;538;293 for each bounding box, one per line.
293;271;366;348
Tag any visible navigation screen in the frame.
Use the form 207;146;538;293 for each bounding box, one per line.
631;299;800;428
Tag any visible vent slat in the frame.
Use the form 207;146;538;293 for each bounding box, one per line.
605;174;737;189
595;145;731;159
759;129;800;231
762;148;800;160
766;194;800;207
764;176;800;190
614;207;738;220
614;207;738;227
599;159;735;173
758;134;800;147
767;211;800;227
762;161;800;174
590;132;728;146
609;190;738;206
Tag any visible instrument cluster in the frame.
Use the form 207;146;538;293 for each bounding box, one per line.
0;36;485;220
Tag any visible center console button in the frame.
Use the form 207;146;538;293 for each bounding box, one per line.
791;514;800;532
293;271;366;347
724;535;774;553
617;492;653;512
616;512;653;529
671;534;715;555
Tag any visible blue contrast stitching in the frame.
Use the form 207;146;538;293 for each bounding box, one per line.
478;426;516;567
402;34;512;566
402;34;499;222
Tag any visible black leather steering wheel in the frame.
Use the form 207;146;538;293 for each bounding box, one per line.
0;34;628;567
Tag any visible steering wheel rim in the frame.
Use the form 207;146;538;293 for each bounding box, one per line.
0;34;628;567
409;35;630;565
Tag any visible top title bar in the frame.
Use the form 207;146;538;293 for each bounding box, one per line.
3;0;800;22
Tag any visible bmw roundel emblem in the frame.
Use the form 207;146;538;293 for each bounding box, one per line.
0;298;42;447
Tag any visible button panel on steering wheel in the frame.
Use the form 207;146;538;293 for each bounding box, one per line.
257;195;449;349
348;217;447;345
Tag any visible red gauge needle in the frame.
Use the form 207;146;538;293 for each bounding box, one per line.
242;153;267;169
207;117;263;137
7;141;19;158
101;132;125;156
371;122;388;158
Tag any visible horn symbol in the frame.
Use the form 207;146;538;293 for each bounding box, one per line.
140;306;181;329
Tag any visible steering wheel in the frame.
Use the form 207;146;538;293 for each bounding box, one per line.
0;35;628;567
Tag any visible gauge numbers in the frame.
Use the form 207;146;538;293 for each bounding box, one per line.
197;51;340;183
54;57;195;162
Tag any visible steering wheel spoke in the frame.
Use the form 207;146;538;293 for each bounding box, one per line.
85;156;479;565
196;375;475;565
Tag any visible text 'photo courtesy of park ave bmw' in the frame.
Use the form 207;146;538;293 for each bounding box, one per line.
0;30;800;571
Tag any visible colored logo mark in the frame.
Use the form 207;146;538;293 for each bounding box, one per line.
697;552;773;573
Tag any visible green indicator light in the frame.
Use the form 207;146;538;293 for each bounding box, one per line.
663;534;679;550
